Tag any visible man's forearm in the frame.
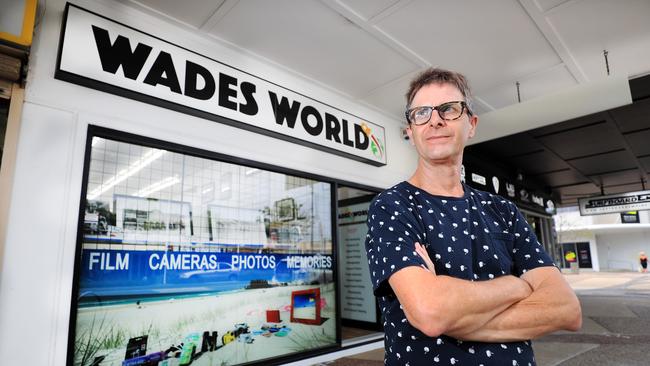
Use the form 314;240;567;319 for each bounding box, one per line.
433;274;532;335
395;270;532;337
449;269;582;342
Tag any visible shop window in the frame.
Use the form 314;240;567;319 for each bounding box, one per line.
70;131;337;365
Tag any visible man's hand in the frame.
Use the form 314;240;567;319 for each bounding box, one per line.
414;242;436;275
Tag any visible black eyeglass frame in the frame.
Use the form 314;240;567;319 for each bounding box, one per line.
405;101;472;125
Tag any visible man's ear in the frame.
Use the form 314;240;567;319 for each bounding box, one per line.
467;115;479;139
405;125;415;145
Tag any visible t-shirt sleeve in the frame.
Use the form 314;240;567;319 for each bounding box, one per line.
507;202;557;276
365;194;427;297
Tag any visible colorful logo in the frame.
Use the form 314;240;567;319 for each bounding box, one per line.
361;123;384;159
565;251;576;262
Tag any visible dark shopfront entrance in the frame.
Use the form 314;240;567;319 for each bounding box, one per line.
561;242;593;269
522;210;560;265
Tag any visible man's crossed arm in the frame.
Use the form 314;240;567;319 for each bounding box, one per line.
388;243;582;342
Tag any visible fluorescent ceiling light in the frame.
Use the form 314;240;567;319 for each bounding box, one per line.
470;76;632;144
135;176;180;197
87;148;166;200
221;186;231;192
245;168;260;175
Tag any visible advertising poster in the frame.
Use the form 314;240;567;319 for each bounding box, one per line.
337;199;377;325
72;134;337;366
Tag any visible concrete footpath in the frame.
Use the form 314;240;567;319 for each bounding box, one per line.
533;271;650;366
325;271;650;366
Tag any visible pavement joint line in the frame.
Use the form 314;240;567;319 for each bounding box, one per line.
627;306;650;318
537;333;650;344
541;343;599;366
574;291;650;297
623;291;650;297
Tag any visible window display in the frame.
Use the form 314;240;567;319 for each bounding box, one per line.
70;130;337;365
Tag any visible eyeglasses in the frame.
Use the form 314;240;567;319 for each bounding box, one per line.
405;101;471;125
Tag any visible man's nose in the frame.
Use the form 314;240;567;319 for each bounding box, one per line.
429;115;446;127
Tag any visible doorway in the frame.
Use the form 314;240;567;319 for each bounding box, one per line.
0;96;8;170
561;242;593;269
336;184;381;343
521;210;560;264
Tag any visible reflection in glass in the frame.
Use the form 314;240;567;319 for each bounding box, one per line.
73;136;336;366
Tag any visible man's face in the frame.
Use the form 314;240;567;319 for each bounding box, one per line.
406;83;478;164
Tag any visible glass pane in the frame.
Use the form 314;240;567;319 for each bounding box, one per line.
72;136;336;365
337;185;381;338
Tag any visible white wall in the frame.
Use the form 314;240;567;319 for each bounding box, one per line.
596;232;650;271
0;0;418;364
589;240;600;272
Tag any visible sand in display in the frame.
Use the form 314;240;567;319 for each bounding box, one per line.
292;307;317;320
74;284;336;365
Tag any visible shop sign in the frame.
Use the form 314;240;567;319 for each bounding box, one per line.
545;199;556;215
55;4;386;166
462;163;555;215
620;211;640;223
491;176;500;194
82;249;333;290
505;182;515;198
471;173;486;185
579;190;650;215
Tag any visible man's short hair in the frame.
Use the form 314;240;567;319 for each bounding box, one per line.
405;68;474;116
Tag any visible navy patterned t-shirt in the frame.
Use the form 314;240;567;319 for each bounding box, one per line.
365;181;556;366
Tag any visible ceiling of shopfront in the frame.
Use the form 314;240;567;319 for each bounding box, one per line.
466;74;650;206
119;0;650;205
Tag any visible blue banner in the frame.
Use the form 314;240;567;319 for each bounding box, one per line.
79;249;333;301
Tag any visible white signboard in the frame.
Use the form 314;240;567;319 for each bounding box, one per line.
578;190;650;215
471;173;486;185
338;202;376;323
56;4;387;166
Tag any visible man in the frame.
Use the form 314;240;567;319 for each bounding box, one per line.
365;68;581;365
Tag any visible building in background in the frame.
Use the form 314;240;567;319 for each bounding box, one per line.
555;206;650;272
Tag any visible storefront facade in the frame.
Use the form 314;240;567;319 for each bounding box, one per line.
0;1;579;365
0;1;417;365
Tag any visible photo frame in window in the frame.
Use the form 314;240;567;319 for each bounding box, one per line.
290;288;321;325
275;197;296;222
